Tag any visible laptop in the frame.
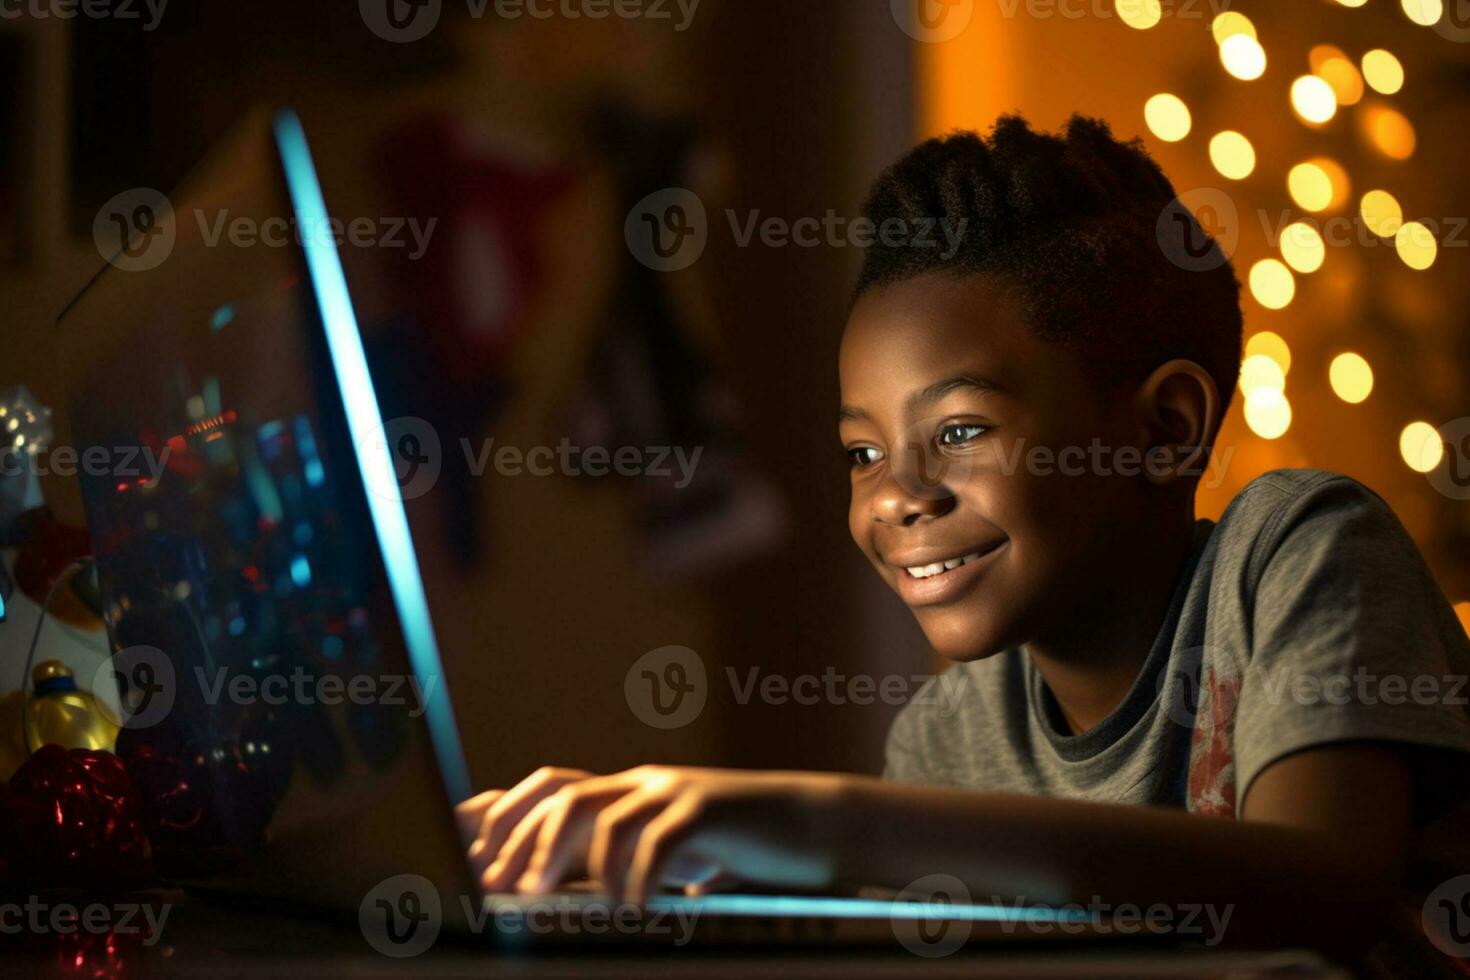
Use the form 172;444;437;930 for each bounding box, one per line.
58;108;1118;955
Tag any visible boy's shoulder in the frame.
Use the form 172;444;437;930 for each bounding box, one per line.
1211;467;1404;569
1220;466;1385;518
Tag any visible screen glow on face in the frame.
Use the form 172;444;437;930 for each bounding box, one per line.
273;109;472;805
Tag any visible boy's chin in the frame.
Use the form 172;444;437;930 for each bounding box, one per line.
916;611;1017;663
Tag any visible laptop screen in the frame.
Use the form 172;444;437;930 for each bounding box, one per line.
59;109;472;908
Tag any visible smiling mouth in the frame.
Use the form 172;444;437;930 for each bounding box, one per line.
888;540;1006;607
903;550;991;580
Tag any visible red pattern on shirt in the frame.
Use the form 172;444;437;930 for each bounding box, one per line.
1188;670;1242;816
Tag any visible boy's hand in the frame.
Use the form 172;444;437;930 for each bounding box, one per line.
455;766;849;904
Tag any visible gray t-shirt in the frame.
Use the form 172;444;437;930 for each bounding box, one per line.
885;468;1470;825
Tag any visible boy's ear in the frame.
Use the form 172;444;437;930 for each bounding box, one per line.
1134;359;1220;486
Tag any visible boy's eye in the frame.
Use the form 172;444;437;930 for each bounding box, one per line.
937;423;988;448
847;446;883;469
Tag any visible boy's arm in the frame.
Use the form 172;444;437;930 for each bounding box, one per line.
460;741;1416;943
840;742;1413;908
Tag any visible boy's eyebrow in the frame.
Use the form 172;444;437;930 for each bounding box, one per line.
906;375;1007;415
838;375;1006;424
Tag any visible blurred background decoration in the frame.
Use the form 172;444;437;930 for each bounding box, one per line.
1;0;1466;788
923;0;1470;636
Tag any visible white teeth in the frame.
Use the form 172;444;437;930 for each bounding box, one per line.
905;551;986;579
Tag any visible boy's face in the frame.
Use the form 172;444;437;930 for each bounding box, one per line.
840;273;1153;661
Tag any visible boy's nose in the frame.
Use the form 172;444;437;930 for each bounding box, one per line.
872;453;957;526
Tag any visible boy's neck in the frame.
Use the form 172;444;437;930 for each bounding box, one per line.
1024;507;1198;736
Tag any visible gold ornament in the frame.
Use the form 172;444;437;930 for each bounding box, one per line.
0;660;119;781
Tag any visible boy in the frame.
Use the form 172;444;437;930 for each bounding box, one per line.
456;115;1470;962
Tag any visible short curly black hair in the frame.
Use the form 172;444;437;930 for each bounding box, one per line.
855;114;1243;426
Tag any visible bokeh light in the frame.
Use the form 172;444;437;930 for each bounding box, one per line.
1314;53;1365;106
1309;44;1348;73
1329;353;1374;403
1360;189;1404;237
1117;0;1163;30
1239;354;1286;394
1211;11;1256;43
1144;93;1192;142
1281;221;1326;273
1361;105;1416;159
1291;75;1339;124
1220;34;1267;81
1250;259;1296;309
1288;158;1349;212
1400;421;1444;472
1210;130;1256;179
1245;331;1293;374
1362;49;1405;94
1395;220;1438;270
1245;388;1293;440
1402;0;1444;27
1241;354;1290;393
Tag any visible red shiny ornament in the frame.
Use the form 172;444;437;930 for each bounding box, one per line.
4;745;152;885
